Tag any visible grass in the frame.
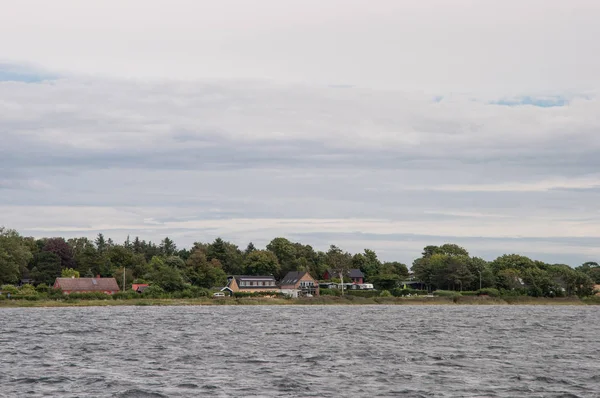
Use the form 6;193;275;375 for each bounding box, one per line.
1;295;598;308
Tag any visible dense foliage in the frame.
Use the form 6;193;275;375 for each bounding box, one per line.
0;227;598;298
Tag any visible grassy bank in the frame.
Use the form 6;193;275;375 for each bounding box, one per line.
1;295;598;308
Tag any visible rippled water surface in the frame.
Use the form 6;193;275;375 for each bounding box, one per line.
1;305;599;397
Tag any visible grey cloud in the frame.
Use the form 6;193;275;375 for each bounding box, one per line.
1;77;600;265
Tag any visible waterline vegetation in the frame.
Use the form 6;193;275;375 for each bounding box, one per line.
1;226;598;306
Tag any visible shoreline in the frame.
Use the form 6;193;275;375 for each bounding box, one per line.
1;296;598;308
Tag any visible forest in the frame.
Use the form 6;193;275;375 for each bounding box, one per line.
1;226;598;297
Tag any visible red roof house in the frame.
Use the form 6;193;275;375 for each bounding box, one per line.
53;277;120;295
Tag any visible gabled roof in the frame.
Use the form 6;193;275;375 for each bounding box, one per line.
349;269;364;278
280;271;311;285
55;277;120;292
325;269;364;278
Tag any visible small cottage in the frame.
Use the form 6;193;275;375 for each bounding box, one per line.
53;277;120;295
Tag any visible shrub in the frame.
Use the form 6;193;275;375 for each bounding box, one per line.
345;290;380;298
379;290;392;297
433;290;462;297
112;291;139;300
47;288;64;299
141;285;166;298
320;288;341;296
477;288;501;297
35;283;50;294
1;285;19;295
18;284;38;296
66;292;111;300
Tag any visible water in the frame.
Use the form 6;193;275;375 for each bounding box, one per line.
0;305;599;397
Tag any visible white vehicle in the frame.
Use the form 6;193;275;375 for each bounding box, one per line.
213;292;225;297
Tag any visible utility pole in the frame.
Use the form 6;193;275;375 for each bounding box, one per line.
123;267;126;292
478;270;482;290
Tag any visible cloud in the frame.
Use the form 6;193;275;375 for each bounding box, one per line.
1;75;600;266
1;0;599;95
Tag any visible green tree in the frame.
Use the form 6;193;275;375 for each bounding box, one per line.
164;255;185;269
326;245;352;284
490;254;535;274
244;242;257;256
113;266;134;290
244;250;281;276
0;227;32;284
185;249;227;288
30;251;62;285
150;264;185;292
206;238;243;275
372;274;401;290
61;268;80;278
266;237;297;274
380;262;409;280
95;233;107;253
160;237;177;257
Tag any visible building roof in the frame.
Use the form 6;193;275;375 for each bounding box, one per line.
232;275;275;280
325;269;364;278
55;277;120;292
349;269;364;278
132;283;149;291
280;271;312;285
227;275;277;290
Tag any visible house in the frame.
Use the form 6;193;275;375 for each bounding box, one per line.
348;269;364;284
323;269;364;284
132;283;149;293
221;275;279;295
280;271;319;297
53;277;120;295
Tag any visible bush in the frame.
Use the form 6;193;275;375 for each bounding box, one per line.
112;291;139;300
66;292;111;300
379;290;392;297
35;283;50;294
477;288;501;297
47;288;64;299
141;285;166;298
320;288;341;296
1;285;19;295
433;290;462;297
18;284;38;296
345;290;380;298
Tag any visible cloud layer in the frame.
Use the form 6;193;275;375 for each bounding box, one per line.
1;76;599;265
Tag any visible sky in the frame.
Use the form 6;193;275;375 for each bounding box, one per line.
1;0;599;266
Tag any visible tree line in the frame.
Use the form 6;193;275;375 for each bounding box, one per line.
1;227;598;297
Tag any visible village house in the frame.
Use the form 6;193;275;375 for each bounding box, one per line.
323;269;365;284
280;271;319;297
221;275;279;295
53;276;120;295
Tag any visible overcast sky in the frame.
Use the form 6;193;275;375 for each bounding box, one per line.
1;0;599;265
